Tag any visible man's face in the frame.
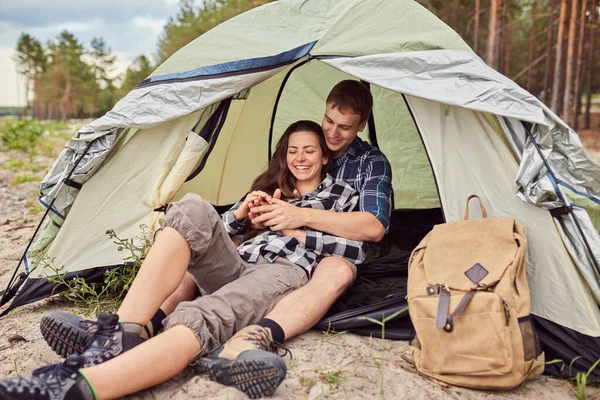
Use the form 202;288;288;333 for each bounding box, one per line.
321;102;367;158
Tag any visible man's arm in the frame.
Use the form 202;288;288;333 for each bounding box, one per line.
305;209;384;242
252;201;385;242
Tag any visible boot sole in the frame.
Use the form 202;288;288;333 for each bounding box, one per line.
40;314;86;358
208;358;286;399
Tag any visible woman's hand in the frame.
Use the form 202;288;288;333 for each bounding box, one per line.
280;228;306;245
248;189;282;230
233;191;271;221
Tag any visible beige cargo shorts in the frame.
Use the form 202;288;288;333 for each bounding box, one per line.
161;193;308;355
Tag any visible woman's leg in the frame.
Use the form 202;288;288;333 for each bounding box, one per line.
81;325;200;400
117;227;191;325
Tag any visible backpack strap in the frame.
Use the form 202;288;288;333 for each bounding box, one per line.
464;194;488;220
437;290;476;333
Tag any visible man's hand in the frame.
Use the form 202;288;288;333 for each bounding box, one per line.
280;228;306;245
233;190;271;221
250;198;308;231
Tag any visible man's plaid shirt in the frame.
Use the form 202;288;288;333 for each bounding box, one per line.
330;137;393;232
221;174;368;277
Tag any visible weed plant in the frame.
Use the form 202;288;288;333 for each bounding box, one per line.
569;357;600;400
357;306;409;341
38;224;154;316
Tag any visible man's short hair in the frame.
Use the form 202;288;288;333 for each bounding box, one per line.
326;80;373;123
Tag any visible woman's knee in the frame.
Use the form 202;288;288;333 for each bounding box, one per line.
312;257;356;293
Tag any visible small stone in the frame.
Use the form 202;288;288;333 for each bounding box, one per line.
8;334;28;344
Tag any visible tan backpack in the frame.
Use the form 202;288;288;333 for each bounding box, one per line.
407;195;544;389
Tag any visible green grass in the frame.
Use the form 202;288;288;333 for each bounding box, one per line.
11;174;39;185
357;306;408;341
319;370;346;385
570;357;600;400
25;199;44;215
299;376;317;390
3;159;26;170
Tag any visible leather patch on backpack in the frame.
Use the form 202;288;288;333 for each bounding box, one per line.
465;263;489;284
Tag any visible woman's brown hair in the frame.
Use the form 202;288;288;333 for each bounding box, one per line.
249;120;332;200
242;120;331;240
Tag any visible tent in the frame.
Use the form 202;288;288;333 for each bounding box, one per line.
1;0;600;379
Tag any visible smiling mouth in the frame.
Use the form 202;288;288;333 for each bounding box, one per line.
327;137;342;145
294;166;311;171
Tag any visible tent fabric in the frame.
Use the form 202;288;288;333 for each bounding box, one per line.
32;112;204;278
151;0;471;77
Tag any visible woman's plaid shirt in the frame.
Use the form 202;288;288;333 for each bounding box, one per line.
221;174;368;277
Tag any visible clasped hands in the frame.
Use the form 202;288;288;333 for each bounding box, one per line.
233;190;307;244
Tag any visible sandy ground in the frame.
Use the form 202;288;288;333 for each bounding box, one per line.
1;121;599;399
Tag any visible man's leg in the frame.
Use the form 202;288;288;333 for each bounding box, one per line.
263;256;355;340
117;227;191;324
159;272;199;316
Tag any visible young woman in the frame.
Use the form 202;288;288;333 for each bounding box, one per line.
0;120;368;400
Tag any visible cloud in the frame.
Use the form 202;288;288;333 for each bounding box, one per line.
0;0;178;27
0;0;182;105
0;46;26;107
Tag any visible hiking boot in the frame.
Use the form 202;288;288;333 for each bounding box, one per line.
40;312;145;366
0;354;94;400
40;312;97;357
196;325;288;399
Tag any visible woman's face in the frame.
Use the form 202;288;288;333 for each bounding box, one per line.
286;130;328;184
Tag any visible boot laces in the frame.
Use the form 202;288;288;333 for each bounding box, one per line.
81;318;119;350
1;360;78;396
245;327;292;358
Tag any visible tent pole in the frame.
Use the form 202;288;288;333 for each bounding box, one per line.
521;123;600;276
0;139;95;310
400;94;446;222
268;57;311;161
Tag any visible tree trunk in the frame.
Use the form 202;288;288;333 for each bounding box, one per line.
572;0;588;129
563;0;579;124
474;0;481;52
503;0;511;76
61;79;72;121
544;0;557;102
32;74;40;119
584;0;598;129
551;0;569;113
487;0;502;69
527;0;537;91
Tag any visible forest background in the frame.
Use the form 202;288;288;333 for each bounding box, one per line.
6;0;600;130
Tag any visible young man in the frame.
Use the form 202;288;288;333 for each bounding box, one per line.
0;81;392;400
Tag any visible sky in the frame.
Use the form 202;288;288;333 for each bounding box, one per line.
0;0;182;106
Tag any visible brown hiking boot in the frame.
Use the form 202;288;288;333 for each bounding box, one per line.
197;325;288;398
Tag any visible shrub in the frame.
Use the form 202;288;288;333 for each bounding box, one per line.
0;119;44;153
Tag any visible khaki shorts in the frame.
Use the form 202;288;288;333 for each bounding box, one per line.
161;193;308;355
